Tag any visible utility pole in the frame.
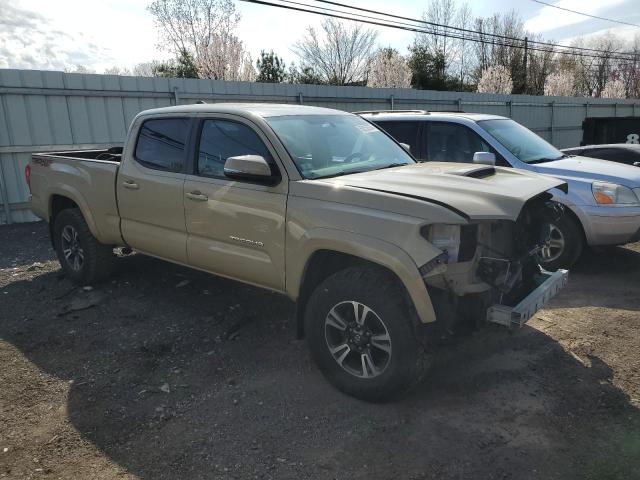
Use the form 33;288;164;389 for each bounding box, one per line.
523;36;528;94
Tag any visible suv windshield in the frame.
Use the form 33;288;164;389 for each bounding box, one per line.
479;118;565;164
265;114;415;179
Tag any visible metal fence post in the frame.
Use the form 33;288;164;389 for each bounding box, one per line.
390;94;395;110
172;86;180;106
507;100;512;118
550;101;555;145
457;98;463;112
298;93;303;105
585;101;590;119
0;158;12;225
614;103;618;117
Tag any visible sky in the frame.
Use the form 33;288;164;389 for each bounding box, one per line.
1;0;639;73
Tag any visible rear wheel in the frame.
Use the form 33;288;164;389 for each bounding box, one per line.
304;266;430;402
538;214;584;271
53;209;115;284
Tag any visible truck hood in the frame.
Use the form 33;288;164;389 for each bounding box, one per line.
294;162;567;221
533;156;640;187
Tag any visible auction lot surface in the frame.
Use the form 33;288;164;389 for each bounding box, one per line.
1;222;639;480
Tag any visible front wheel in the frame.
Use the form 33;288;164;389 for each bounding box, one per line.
538;214;584;271
53;209;115;284
304;266;430;402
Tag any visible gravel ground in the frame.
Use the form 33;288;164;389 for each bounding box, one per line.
1;221;639;480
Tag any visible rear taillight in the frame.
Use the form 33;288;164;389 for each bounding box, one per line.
25;164;31;193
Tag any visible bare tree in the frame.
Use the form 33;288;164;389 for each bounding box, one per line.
476;65;512;94
293;18;378;85
367;48;411;88
103;66;132;76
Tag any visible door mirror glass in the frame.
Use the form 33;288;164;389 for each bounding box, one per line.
399;142;411;154
473;152;496;166
224;155;277;183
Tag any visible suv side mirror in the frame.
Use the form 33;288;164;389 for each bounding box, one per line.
224;155;279;184
399;142;411;154
473;152;496;166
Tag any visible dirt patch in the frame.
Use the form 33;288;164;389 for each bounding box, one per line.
1;222;639;479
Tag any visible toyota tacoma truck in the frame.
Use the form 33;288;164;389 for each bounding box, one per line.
28;104;569;402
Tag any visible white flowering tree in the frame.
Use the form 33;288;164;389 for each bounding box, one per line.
367;48;412;88
544;71;575;97
476;65;513;94
196;33;255;81
601;78;626;99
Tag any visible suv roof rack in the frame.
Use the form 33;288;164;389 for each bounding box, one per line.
353;109;430;115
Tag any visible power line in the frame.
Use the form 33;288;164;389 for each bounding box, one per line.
307;0;639;58
240;0;640;63
531;0;640;29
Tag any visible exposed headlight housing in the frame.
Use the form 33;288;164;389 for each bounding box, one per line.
424;224;461;262
592;182;640;206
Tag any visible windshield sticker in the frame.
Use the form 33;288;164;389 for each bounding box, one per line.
356;123;378;134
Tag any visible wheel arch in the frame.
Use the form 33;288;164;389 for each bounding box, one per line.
289;230;437;338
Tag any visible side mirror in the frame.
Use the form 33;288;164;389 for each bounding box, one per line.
224;155;279;184
473;152;496;166
634;161;640;167
399;142;411;154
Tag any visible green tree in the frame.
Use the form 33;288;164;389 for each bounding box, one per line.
152;49;199;78
256;51;286;83
407;44;447;90
287;63;324;85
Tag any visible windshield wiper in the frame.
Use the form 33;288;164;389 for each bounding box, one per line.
312;169;367;179
528;155;566;164
372;162;410;171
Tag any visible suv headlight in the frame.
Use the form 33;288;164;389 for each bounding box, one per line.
592;182;640;206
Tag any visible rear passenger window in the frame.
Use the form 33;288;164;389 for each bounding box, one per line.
375;121;420;158
197;120;275;178
134;118;189;172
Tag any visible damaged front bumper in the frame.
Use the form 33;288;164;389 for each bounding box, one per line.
486;269;568;327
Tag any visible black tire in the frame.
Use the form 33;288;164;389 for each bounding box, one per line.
304;266;431;402
538;214;584;271
53;208;115;284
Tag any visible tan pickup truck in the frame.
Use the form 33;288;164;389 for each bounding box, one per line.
28;103;569;401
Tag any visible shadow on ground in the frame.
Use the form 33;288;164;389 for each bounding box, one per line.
1;222;639;479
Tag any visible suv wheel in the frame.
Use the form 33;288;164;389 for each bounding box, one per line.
304;266;430;402
53;209;115;284
538;214;583;271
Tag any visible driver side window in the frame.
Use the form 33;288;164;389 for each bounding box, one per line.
197;119;275;178
425;122;495;163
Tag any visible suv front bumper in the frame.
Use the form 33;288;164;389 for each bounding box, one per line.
486;269;568;327
575;205;640;246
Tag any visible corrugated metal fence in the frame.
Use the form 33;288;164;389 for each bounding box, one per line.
2;68;640;224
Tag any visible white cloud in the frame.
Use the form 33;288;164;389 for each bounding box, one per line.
524;0;629;34
0;0;165;71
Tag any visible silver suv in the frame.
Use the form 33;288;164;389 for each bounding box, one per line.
361;110;640;270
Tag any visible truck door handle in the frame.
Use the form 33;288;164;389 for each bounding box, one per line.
122;180;139;190
186;191;208;201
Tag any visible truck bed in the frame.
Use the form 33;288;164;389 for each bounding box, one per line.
29;147;124;246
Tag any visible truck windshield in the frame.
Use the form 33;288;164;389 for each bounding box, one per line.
265;114;415;179
479;119;565;164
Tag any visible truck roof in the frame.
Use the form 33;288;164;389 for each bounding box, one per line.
357;111;507;122
138;103;349;118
